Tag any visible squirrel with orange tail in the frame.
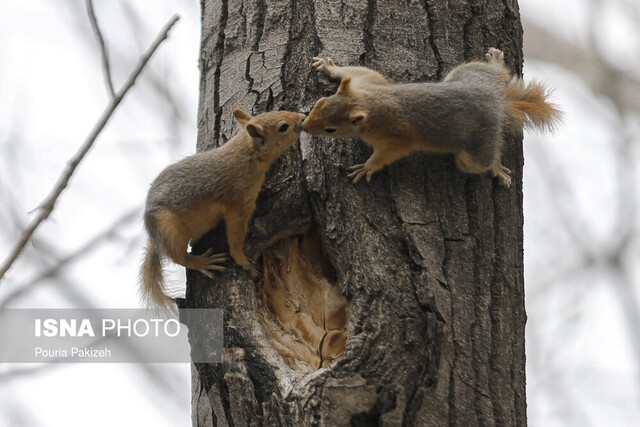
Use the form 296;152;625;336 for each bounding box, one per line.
302;48;562;187
141;108;305;308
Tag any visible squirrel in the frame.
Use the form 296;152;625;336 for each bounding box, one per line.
140;108;306;308
302;48;562;187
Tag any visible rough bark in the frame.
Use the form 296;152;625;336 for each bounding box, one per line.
185;0;526;425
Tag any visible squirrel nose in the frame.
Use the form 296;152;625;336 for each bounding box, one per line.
301;116;310;131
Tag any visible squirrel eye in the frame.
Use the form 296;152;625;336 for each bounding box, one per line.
324;128;337;133
278;123;289;133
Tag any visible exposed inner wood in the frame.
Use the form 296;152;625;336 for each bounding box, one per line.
257;228;348;371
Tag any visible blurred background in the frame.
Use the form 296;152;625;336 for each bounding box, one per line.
0;0;638;425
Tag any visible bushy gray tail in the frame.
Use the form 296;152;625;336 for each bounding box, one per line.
140;243;175;310
504;77;563;133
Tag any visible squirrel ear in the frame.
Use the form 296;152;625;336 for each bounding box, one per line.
246;123;266;148
349;110;367;124
233;108;253;126
337;77;352;94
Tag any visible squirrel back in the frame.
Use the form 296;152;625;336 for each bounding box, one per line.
353;81;506;153
303;48;562;186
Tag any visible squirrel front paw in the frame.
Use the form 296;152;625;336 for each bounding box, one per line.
312;57;337;77
485;48;504;64
347;162;379;184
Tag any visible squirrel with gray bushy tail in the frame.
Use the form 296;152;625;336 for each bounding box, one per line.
302;48;562;187
140;108;305;309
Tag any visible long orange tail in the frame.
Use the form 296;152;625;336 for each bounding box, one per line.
504;77;563;133
140;243;175;310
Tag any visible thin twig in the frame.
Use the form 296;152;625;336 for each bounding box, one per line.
0;207;140;308
0;14;180;282
86;0;116;99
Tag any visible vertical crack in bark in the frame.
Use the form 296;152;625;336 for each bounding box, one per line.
479;0;490;56
198;2;215;67
265;86;275;112
500;0;524;75
403;288;447;423
218;374;234;427
462;0;480;60
489;168;524;426
316;332;328;369
360;0;377;65
465;179;496;426
279;0;301;108
223;348;262;425
280;0;322;108
490;196;505;426
194;364;233;427
447;263;458;427
423;0;444;77
469;194;484;425
397;218;449;423
238;0;247;41
253;0;266;51
242;0;265;112
212;0;229;145
245;52;258;103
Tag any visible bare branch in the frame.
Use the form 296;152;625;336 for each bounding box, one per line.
0;14;180;282
85;0;116;99
0;207;140;308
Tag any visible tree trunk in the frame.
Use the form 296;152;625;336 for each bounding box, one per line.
184;0;526;425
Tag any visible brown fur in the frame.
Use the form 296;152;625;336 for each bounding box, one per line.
303;48;562;187
504;77;562;133
140;108;306;308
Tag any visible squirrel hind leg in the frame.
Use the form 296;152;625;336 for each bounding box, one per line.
455;150;494;174
456;150;512;187
155;208;226;276
491;161;512;187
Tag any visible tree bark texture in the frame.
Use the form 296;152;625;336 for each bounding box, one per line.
185;0;525;425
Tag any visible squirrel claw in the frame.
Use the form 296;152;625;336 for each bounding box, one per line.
199;269;215;279
491;163;512;187
347;163;375;184
240;259;259;278
198;262;226;279
312;57;336;74
248;264;260;280
232;254;259;278
202;248;229;263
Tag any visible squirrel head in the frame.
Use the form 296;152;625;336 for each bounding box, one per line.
233;108;306;162
302;78;367;138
